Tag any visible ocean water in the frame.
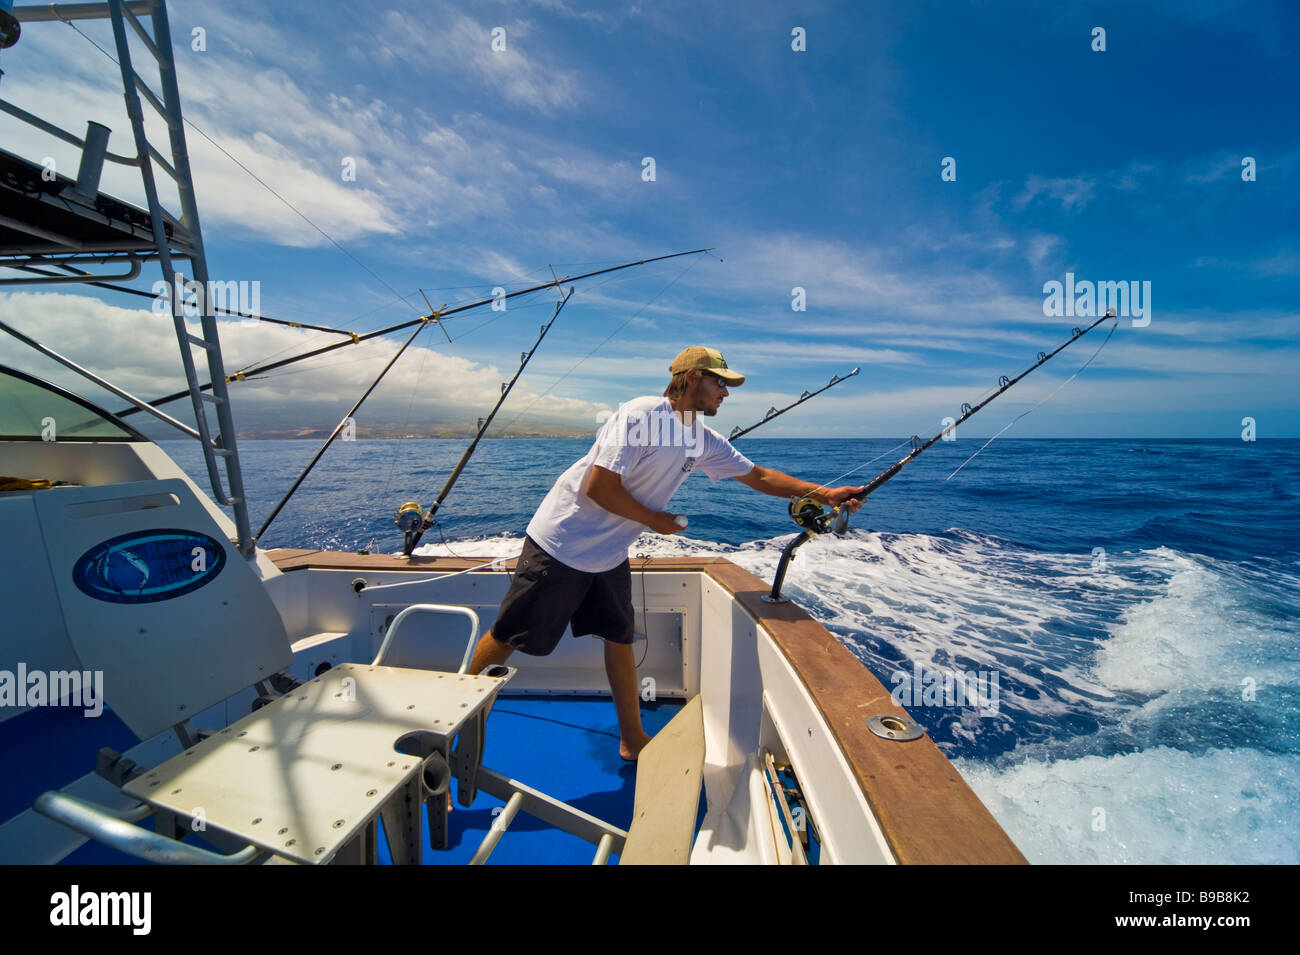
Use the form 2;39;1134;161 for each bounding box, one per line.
168;436;1300;864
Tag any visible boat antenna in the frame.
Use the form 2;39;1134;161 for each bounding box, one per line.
728;367;860;441
117;249;711;418
253;313;440;544
398;287;574;557
763;310;1119;602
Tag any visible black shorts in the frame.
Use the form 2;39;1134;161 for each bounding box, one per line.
492;536;634;656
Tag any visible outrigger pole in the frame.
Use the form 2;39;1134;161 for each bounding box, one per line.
398;288;575;557
12;264;358;336
764;310;1119;602
254;317;435;544
728;367;860;441
117;248;710;418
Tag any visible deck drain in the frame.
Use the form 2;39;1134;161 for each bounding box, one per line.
867;714;925;741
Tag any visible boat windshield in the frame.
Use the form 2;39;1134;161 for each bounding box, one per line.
0;366;146;441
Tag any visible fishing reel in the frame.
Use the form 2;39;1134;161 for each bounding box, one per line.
788;495;852;536
766;496;852;604
395;501;425;555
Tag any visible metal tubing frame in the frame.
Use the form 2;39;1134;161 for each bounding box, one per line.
0;98;139;165
475;767;629;856
0;316;201;437
371;604;482;673
468;790;525;865
34;791;264;865
13;1;152;21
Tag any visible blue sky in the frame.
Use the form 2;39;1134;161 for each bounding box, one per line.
0;0;1296;438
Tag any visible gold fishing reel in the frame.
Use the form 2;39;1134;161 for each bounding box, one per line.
395;501;425;533
788;495;852;535
396;501;427;557
788;495;828;532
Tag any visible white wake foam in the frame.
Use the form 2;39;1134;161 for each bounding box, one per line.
417;529;1300;863
956;746;1300;864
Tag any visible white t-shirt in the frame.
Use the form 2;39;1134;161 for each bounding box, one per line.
527;396;755;572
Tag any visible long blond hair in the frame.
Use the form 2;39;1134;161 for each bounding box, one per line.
663;370;693;402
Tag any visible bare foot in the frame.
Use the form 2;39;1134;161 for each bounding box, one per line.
620;730;653;762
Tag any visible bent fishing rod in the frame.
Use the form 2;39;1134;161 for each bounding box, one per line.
728;367;860;441
116;248;710;419
763;309;1119;602
397;288;574;556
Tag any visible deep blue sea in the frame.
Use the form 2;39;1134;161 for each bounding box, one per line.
168;437;1300;864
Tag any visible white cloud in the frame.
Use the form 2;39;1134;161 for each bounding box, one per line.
1024;233;1063;268
375;8;583;113
1014;175;1097;212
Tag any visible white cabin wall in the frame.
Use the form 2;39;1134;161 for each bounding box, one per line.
0;493;80;723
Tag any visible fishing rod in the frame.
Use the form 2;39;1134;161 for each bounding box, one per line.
254;317;436;544
116;248;711;418
13;263;358;336
397;288;574;557
728;367;860;441
763;310;1119;602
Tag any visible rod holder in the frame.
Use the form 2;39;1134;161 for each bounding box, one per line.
71;121;112;200
763;530;813;603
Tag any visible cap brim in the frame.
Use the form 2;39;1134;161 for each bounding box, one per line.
713;369;745;385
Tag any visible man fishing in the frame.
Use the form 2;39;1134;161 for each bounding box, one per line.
467;346;866;760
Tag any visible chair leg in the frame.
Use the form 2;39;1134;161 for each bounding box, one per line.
379;775;424;865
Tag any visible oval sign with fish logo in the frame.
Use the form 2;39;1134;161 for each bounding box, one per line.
72;529;226;604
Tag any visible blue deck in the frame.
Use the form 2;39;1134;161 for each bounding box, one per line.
4;695;687;865
381;696;686;865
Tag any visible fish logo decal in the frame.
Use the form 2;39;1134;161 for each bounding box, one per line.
72;530;226;604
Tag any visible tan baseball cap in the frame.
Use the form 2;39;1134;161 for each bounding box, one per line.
669;346;745;385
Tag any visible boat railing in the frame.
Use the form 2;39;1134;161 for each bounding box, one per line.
373;604;482;673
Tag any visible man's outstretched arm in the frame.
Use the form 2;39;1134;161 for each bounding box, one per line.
733;466;866;511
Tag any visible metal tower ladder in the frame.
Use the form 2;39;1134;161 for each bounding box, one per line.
3;0;254;554
104;0;252;553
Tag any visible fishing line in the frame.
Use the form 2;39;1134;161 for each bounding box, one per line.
453;261;684;343
812;439;913;494
450;261;688;346
57;14;422;316
451;290;564;341
433;521;467;560
946;318;1117;481
496;256;703;433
